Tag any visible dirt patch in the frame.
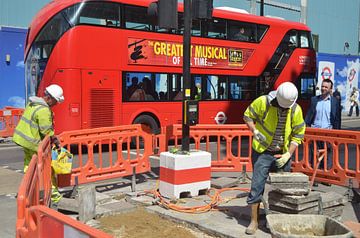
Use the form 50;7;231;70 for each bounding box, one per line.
98;207;212;238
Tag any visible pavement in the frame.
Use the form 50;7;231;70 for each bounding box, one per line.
55;170;359;238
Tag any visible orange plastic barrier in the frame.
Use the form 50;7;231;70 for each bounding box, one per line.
159;124;360;187
17;136;112;238
57;124;152;187
24;206;112;238
292;127;360;187
0;106;23;137
170;124;253;172
17;136;53;237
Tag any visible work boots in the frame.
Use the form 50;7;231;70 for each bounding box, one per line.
245;203;260;235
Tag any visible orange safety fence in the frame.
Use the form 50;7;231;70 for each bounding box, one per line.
292;127;360;187
24;206;112;238
166;124;253;172
16;136;113;238
0;106;23;138
158;124;360;187
57;124;152;187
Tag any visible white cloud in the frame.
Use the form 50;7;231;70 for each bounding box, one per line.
16;61;24;68
16;44;23;50
337;59;360;78
337;66;348;77
8;96;25;108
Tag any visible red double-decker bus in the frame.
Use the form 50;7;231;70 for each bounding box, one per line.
25;0;316;134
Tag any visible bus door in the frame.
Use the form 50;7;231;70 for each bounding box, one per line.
81;70;120;129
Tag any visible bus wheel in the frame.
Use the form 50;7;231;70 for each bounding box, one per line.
132;115;159;148
133;115;159;134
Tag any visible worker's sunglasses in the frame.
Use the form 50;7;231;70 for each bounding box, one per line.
44;91;57;102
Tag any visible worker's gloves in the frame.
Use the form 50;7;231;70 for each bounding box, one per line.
51;136;61;150
253;129;266;143
275;152;291;168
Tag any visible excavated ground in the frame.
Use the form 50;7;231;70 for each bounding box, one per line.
98;206;213;238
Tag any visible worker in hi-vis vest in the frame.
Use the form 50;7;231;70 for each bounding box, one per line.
13;84;64;203
243;82;305;235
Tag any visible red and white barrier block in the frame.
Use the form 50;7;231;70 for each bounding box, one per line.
159;150;211;199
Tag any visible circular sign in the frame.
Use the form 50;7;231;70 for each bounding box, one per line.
348;68;356;82
214;111;227;124
321;66;332;80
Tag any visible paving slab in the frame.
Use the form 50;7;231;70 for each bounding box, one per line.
211;177;239;189
57;197;79;212
96;200;136;218
321;191;347;208
271;188;310;196
268;197;319;211
269;203;345;218
269;172;309;183
268;190;321;204
95;192;112;205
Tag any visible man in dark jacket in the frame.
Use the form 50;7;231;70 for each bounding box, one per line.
305;79;340;173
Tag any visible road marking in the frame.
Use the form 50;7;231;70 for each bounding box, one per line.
0;146;20;151
343;119;360;123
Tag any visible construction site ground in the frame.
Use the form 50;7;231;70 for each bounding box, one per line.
58;169;359;238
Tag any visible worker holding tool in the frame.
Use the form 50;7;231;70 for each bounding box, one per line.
243;82;305;235
13;84;64;203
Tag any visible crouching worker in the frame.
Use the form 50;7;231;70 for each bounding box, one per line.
13;84;65;204
243;82;305;235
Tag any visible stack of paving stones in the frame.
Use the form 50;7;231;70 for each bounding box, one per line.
268;172;346;220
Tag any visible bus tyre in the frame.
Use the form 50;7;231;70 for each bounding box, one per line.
133;115;159;134
132;115;159;148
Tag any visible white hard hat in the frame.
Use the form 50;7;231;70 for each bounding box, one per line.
276;82;298;108
45;84;64;103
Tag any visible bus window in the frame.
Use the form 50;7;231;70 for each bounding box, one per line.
228;20;268;42
229;76;256;100
204;75;228;100
71;2;120;27
218;78;228;100
300;31;313;48
285;30;298;48
170;74;183;101
124;5;150;30
299;76;315;99
204;18;227;39
156;73;168;100
124;72;160;101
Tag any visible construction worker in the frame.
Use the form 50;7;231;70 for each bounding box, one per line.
13;84;64;203
243;82;305;235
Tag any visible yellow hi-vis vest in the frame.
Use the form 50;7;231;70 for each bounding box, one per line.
13;98;54;151
243;94;305;153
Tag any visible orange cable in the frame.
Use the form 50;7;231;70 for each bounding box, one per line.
144;187;250;214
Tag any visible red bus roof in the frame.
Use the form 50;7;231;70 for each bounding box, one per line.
26;0;311;57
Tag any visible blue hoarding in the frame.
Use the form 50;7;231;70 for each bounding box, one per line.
317;53;360;113
0;26;27;109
